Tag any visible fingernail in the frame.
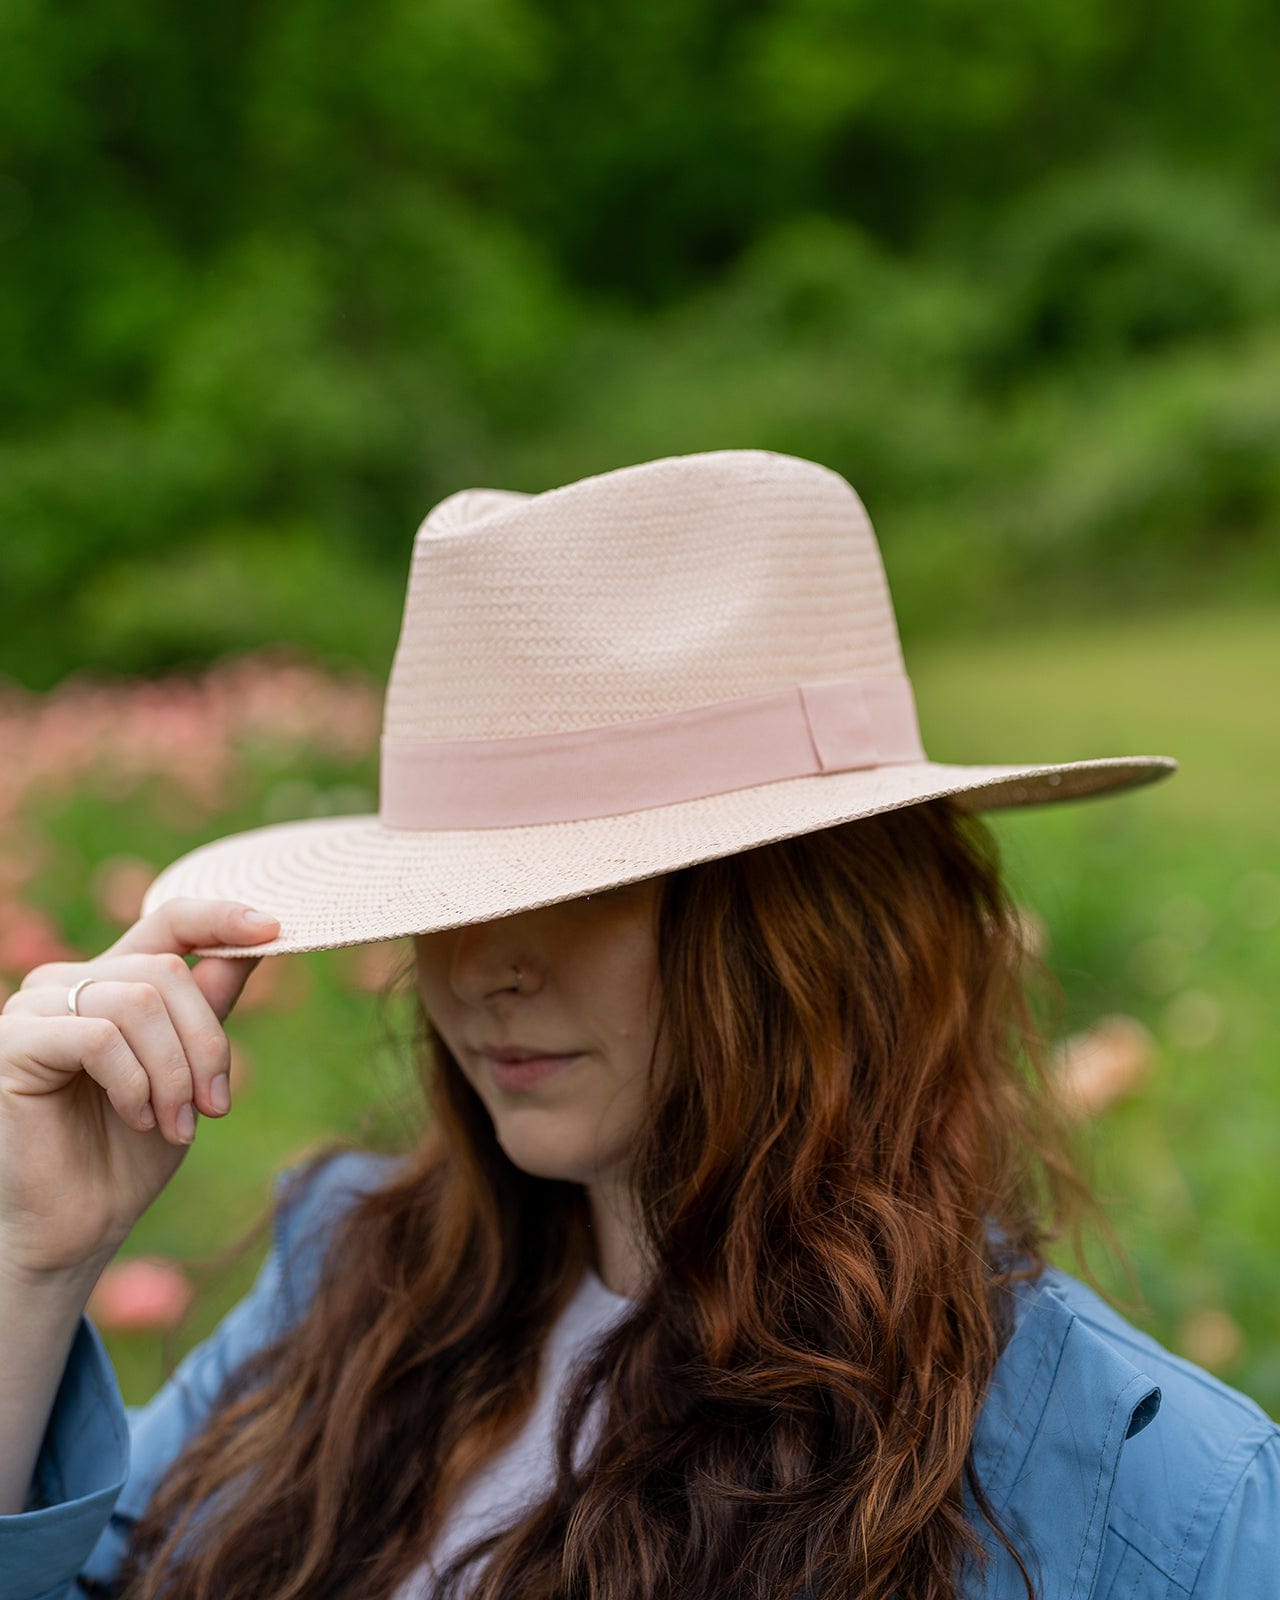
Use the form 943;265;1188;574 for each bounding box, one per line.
209;1073;230;1114
140;1101;156;1128
241;909;278;928
176;1103;196;1143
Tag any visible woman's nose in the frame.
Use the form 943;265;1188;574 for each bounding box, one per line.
447;918;544;1004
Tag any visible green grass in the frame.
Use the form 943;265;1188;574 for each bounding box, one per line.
78;600;1279;1416
912;601;1280;1411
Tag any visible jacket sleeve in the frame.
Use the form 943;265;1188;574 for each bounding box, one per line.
0;1172;298;1600
1190;1426;1280;1597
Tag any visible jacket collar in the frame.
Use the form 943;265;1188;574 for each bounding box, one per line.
968;1266;1161;1600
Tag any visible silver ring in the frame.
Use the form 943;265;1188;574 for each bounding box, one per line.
511;964;523;992
67;977;98;1016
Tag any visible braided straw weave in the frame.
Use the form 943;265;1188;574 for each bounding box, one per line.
140;450;1175;956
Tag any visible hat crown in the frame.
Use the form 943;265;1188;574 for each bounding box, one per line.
382;449;908;741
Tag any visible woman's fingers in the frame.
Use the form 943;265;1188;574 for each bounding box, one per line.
76;980;198;1144
187;940;274;1025
103;898;281;1023
0;1011;156;1136
103;896;277;962
8;948;253;1141
21;902;280;1024
4;978;198;1145
76;954;233;1124
6;898;281;1149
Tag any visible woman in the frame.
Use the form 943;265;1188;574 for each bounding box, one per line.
0;450;1275;1599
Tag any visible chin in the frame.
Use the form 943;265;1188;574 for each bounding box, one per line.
488;1115;590;1184
497;1138;593;1186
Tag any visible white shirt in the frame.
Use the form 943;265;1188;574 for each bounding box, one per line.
392;1267;633;1598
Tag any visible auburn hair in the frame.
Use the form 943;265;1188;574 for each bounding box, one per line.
113;796;1099;1600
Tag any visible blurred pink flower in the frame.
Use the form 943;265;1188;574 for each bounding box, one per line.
1177;1307;1245;1373
90;855;157;928
1052;1013;1156;1119
0;902;81;979
1;647;379;823
88;1256;194;1332
0;843;42;896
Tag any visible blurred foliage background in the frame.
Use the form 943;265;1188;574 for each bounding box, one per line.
4;0;1280;686
0;2;1276;1411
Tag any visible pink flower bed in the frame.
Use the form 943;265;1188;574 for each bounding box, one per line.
0;646;381;987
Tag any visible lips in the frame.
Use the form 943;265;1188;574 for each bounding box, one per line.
484;1052;582;1091
478;1043;579;1063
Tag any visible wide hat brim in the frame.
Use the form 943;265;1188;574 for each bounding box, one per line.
140;754;1175;958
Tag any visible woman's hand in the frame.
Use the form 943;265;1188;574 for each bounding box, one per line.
0;898;280;1280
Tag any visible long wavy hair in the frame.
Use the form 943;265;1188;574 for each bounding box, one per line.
113;796;1100;1600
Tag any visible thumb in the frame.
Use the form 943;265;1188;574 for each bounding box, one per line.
111;897;281;1022
191;949;270;1022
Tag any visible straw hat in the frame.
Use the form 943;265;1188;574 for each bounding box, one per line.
140;449;1176;958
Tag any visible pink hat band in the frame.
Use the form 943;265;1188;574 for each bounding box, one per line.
379;674;925;828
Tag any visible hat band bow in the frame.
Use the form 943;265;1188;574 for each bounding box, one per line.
378;674;926;829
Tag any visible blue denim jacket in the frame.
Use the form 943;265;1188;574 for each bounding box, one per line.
3;1148;1278;1600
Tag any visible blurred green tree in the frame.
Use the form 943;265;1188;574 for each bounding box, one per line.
1;0;1277;687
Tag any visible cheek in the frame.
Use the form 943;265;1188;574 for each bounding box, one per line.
585;1044;657;1174
589;932;662;1043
